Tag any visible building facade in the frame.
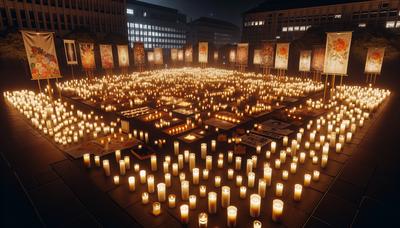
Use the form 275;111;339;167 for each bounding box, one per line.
0;0;127;36
126;0;187;49
187;17;240;48
242;0;400;45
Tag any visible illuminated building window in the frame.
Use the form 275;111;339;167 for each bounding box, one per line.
358;23;366;27
334;14;342;19
300;26;306;31
127;8;134;15
288;26;293;31
386;21;395;28
396;21;400;28
282;27;287;32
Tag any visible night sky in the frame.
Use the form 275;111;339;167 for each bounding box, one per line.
138;0;267;26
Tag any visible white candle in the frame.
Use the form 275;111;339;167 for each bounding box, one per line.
163;161;169;173
264;167;272;186
312;156;319;164
304;174;311;186
236;175;243;186
178;154;184;169
180;173;186;182
279;151;286;163
115;150;121;162
227;206;237;227
239;186;247;199
83;153;91;168
294;184;302;201
228;151;233;163
283;136;288;146
202;169;209;180
291;139;298;155
168;194;176;208
235;157;241;170
227;169;234;180
217;158;224;168
152;202;161;216
346;132;352;142
282;170;289;180
321;154;328;168
201;143;207;159
276;183;283;197
113;175;120;185
248;172;255;188
199;185;207;197
174;141;179;155
208;192;217;214
94;155;100;167
253;220;262;228
258;179;266;198
206;155;213;170
250;194;261;217
123;156;130;170
180;204;189;224
198;212;208;228
189;195;197;210
147;175;155;193
271;141;277;153
221;186;230;208
252;155;258;168
119;160;126;175
299;152;306;164
172;163;179;176
313;170;320;181
290;162;297;174
165;173;171;187
151;155;157;171
192;168;200;185
139;170;147;184
134;163;139;172
189;153;196;170
272;199;284;222
256;145;261;154
215;176;221;187
157;183;166;202
142;192;149;204
336;142;342;153
181;180;189;200
128;176;135;191
275;159;281;169
211;139;216;151
102;159;110;176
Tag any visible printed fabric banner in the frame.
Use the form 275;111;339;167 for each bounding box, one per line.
100;44;114;69
260;42;274;68
133;42;145;66
364;47;385;74
171;48;178;62
299;50;312;72
79;43;95;69
185;45;193;63
154;48;163;65
229;49;236;63
198;42;208;63
236;43;249;65
22;31;61;79
323;32;352;75
147;51;154;64
275;43;290;70
117;45;130;67
311;46;325;72
178;49;184;61
63;39;78;65
253;49;262;65
213;51;219;62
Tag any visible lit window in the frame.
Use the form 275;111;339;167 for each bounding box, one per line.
358;23;366;27
396;21;400;28
294;26;299;31
306;25;311;30
127;8;134;15
334;14;342;19
300;26;306;31
288;26;293;31
386;21;395;28
282;27;288;32
276;36;281;39
143;11;147;17
255;21;259;26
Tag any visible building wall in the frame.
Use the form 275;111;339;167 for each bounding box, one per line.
242;0;400;45
0;0;127;36
126;2;187;49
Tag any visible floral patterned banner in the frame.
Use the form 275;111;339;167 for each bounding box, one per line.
100;44;114;69
171;48;178;62
79;43;96;69
63;39;78;65
117;45;129;67
364;47;385;74
22;31;61;79
229;49;236;63
311;46;325;72
236;43;249;65
324;32;352;75
198;42;208;63
178;49;184;61
253;49;262;65
133;42;145;66
154;47;163;65
275;43;290;70
260;42;274;68
185;45;193;63
299;50;312;72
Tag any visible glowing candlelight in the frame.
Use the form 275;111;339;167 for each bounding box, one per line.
271;141;276;153
139;170;147;184
199;185;207;197
181;180;189;200
272;199;284;222
157;183;166;202
189;195;197;210
248;172;255;188
102;159;110;176
294;184;302;201
113;175;120;185
168;194;176;208
189;153;196;170
94;155;100;167
276;183;283;197
236;175;243;186
206;155;212;170
208;192;217;214
151;155;157;171
83;153;91;168
227;169;234;180
142;192;149;204
180;204;189;224
250;194;261;217
264;167;272;186
240;186;247;199
119;160;126;175
313;170;320;181
198;213;208;228
147;175;155;193
211;139;216;151
258;179;266;198
227;206;237;227
221;186;230;208
128;176;135;191
215;176;221;187
304;174;311;187
165;173;171;187
174;141;179;155
201;143;207;159
235;157;241;170
202;169;209;180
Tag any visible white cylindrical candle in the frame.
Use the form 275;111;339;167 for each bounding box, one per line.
140;170;147;184
151;155;157;171
163;161;169;173
172;163;179;176
283;136;288;146
258;179;266;198
279;151;286;163
113;175;120;185
240;186;247;199
275;159;281;169
178;154;184;169
180;204;189;224
94;155;100;167
157;183;166;202
235;157;241;170
294;184;302;201
253;220;262;228
336;142;342;153
174;141;179;155
201;143;207;159
198;212;208;228
83;153;91;168
208;192;217;214
147;175;155;193
272;199;284;222
227;206;237;227
228;151;233;163
221;186;230;208
271;141;276;153
248;172;255;188
299;152;306;164
206;155;213;170
181;180;189;200
246;159;253;174
115;150;121;162
124;156;130;170
102;159;110;176
290;162;297;174
192;168;200;185
321;154;328;168
250;194;261;217
128;176;135;191
189;195;197;210
264;167;272;186
165;173;171;187
227;169;234;180
211;140;216;151
276;183;283;197
168;194;176;208
142;192;149;204
313;170;320;181
202;169;209;180
215;176;221;187
217;158;224;168
304;174;311;187
119;160;126;175
236;175;243;186
189;153;196;170
282;170;289;180
199;185;207;197
152;202;161;216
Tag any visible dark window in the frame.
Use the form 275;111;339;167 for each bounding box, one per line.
38;12;44;28
29;11;36;28
60;14;65;30
20;10;28;27
53;13;58;30
0;8;8;27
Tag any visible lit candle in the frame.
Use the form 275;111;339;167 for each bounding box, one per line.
191;168;200;185
256;145;261;154
227;206;237;227
179;172;186;182
180;204;189;224
83;153;91;168
115;150;121;162
215;176;221;187
248;172;255;188
236;175;243;186
134;163;140;172
94;155;100;167
258;179;266;198
147;175;155;193
128;176;135;191
283;136;288;146
336;142;342;153
178;154;184;169
294;184;302;201
304;174;311;187
211;139;216;151
271;141;276;153
346;132;352;142
282;170;289;180
174;141;179;155
202;169;209;180
157;183;166;202
291;139;298;155
276;183;283;197
151;155;157;171
208;192;217;214
312;156;318;164
299;152;306;164
165;173;171;187
321;154;328;168
189;195;197;210
140;170;147;184
246;158;253;174
102;159;110;176
250;194;261;217
113;175;120;185
253;220;262;228
221;186;230;208
124;156;130;170
264;167;272;186
228;151;233;163
279;151;286;163
201;143;207;159
275;159;281;169
206;155;212;170
168;194;176;208
172;163;179;176
227;169;234;180
313;170;320;181
152;202;161;216
272;199;284;222
198;212;208;228
119;160;126;175
240;186;247;199
235;157;241;170
189;153;196;170
142;192;149;204
290;162;297;174
199;185;207;197
163;161;169;173
181;180;189;200
217;158;224;168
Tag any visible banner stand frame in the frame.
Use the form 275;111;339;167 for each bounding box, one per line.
37;80;42;93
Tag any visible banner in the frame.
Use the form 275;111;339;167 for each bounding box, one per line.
117;45;129;67
364;47;385;74
178;49;184;62
133;42;145;66
154;47;163;65
299;50;312;72
63;39;78;65
171;48;178;62
324;32;352;75
260;42;274;68
198;42;208;63
236;43;249;65
185;45;193;63
22;31;61;79
147;51;154;64
100;44;114;69
79;43;95;69
214;51;219;62
229;49;236;63
311;46;325;72
253;49;261;65
275;43;290;70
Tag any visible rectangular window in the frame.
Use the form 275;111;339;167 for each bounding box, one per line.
127;8;134;15
358;23;366;27
386;21;395;28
